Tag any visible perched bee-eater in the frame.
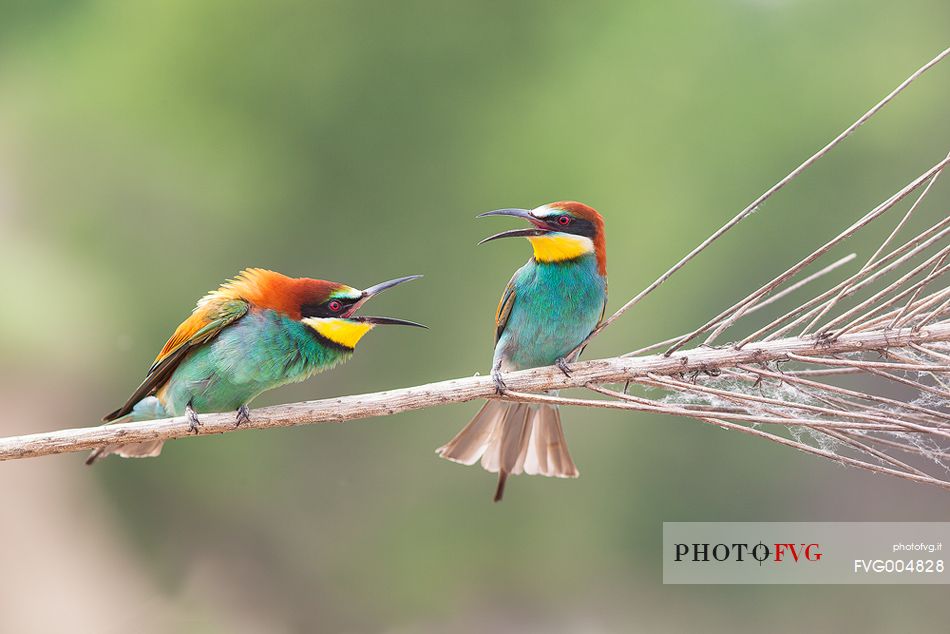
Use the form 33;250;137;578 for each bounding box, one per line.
437;201;607;501
89;268;425;463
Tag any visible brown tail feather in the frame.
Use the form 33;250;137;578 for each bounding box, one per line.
494;471;508;502
88;396;169;464
85;440;165;465
437;400;578;501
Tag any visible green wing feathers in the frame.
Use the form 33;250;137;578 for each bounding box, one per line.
494;276;517;344
103;299;248;421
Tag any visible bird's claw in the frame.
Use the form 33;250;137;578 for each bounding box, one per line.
235;405;251;427
491;369;508;395
186;404;202;435
555;357;573;378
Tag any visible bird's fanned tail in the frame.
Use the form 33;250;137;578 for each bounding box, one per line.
436;399;578;501
85;440;165;465
86;396;168;465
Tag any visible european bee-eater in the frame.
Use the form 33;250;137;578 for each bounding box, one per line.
437;201;607;501
89;268;425;463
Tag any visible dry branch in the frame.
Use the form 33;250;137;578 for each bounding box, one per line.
0;323;947;462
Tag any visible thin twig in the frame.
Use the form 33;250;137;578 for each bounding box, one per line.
623;253;856;357
585;385;950;491
855;288;950;333
568;47;950;357
910;342;950;363
801;150;950;335
667;155;950;354
732;364;950;424
824;258;950;338
642;372;936;431
824;429;932;478
911;295;950;331
745;219;950;344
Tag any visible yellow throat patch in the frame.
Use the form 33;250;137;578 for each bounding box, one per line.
528;233;595;263
304;318;374;349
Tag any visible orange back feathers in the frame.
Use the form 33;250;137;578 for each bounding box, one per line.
154;269;349;364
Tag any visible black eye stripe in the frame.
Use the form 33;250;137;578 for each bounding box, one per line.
301;298;356;319
545;215;596;238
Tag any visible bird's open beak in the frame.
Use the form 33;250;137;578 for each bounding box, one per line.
476;208;550;245
350;275;427;328
361;275;423;299
353;315;428;327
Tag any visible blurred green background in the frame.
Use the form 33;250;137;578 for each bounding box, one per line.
1;1;948;632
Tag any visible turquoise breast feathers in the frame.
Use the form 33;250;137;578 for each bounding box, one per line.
496;253;606;370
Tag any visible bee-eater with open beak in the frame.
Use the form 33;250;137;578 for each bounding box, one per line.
88;268;425;463
437;201;607;501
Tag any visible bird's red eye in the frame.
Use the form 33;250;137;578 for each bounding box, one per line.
557;215;572;226
328;300;343;312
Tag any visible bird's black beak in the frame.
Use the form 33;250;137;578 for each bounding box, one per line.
351;275;427;328
476;208;550;245
360;275;423;299
353;316;428;328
